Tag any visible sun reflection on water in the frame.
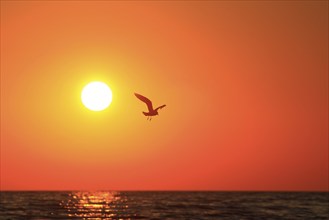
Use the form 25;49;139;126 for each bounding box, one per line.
60;191;129;219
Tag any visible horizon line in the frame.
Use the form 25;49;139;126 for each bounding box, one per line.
1;189;328;193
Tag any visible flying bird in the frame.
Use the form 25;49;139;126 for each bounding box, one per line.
134;93;166;120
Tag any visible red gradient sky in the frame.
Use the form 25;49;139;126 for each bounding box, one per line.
1;1;328;191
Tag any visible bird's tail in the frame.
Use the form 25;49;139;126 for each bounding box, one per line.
142;112;148;116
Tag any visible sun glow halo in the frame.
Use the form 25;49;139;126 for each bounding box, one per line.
81;81;112;111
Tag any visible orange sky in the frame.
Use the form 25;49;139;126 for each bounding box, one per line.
1;1;328;191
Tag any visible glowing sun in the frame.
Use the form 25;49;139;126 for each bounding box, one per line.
81;81;112;111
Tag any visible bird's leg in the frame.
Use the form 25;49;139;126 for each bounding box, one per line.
150;117;152;121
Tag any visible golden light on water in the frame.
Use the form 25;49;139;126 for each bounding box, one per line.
61;191;130;219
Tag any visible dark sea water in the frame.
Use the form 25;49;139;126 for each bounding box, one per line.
0;191;328;219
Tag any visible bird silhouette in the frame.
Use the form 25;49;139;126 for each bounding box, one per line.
134;93;166;120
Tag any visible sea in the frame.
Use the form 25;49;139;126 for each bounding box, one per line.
0;191;328;219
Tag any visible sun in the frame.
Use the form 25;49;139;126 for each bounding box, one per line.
81;81;112;111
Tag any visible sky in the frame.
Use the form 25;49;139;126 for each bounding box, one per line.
1;1;328;191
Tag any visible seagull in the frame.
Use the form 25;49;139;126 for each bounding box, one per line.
134;93;166;120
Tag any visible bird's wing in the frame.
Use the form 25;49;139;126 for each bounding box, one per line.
155;104;166;111
134;93;154;111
